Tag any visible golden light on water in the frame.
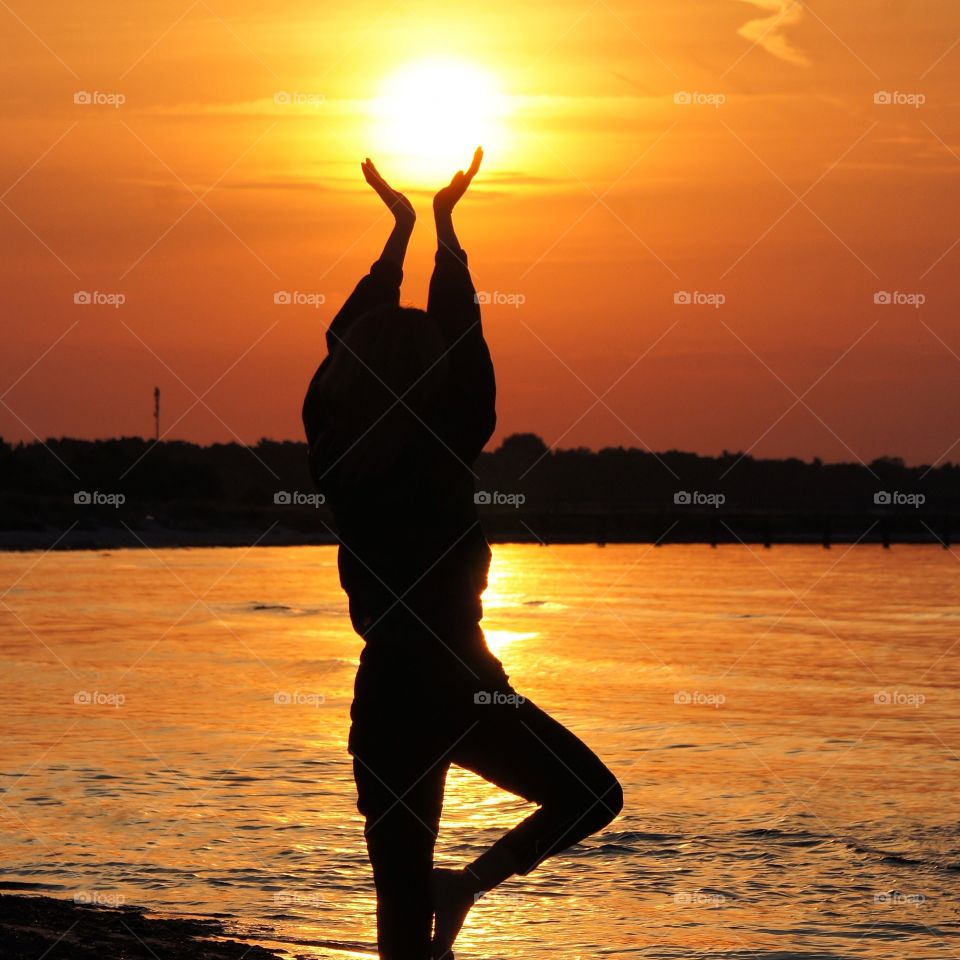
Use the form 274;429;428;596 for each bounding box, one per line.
369;58;509;185
483;629;539;656
3;546;960;958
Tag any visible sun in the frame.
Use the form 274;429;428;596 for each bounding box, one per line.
369;58;508;186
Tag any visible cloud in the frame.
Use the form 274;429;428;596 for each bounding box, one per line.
736;0;810;66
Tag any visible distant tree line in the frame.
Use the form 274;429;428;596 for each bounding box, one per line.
0;433;956;547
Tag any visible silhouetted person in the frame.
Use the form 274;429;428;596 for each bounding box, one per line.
303;149;622;960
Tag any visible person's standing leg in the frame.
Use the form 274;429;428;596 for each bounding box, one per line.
353;741;448;960
350;652;455;960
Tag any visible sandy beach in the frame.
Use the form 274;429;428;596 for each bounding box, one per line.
0;891;283;960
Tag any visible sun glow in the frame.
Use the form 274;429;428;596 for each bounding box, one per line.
370;58;509;185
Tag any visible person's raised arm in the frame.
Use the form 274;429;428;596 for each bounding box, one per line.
432;146;482;256
304;160;415;456
319;160;415;359
362;158;415;268
427;147;495;458
428;146;483;325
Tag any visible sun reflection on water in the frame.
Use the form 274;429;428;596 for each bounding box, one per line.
482;629;538;656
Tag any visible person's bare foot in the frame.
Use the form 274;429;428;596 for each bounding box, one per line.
431;867;480;959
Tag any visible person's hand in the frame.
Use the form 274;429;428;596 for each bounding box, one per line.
433;147;483;218
361;158;415;228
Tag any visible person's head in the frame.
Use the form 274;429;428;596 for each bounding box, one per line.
313;304;450;486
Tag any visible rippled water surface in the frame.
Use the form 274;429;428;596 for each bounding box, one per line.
2;544;959;958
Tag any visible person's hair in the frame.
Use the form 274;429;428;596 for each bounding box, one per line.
312;304;450;487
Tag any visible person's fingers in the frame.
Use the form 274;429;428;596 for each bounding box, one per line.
465;146;483;181
363;166;397;204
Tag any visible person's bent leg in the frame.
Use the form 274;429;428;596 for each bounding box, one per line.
451;695;623;892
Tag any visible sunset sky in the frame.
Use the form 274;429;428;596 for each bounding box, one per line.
2;0;959;466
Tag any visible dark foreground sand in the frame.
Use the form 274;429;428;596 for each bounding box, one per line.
0;893;283;960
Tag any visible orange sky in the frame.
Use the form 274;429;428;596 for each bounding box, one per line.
2;0;959;466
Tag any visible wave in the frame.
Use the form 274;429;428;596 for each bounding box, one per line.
245;603;330;617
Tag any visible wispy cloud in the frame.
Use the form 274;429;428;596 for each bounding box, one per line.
736;0;810;66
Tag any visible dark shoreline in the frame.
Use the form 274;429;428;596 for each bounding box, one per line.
0;510;952;552
0;892;283;960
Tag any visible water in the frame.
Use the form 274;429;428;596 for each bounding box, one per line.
1;544;958;958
